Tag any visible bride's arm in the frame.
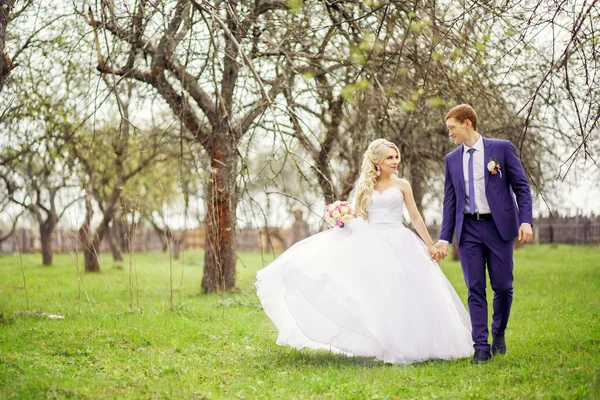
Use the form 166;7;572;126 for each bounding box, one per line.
398;180;436;248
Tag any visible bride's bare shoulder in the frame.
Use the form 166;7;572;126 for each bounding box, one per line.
393;177;410;190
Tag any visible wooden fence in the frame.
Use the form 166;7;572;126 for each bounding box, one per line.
533;215;600;245
1;215;598;254
426;215;600;245
0;226;291;254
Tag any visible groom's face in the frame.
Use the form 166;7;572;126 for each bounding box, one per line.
446;118;472;145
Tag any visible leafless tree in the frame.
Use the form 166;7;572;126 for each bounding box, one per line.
0;0;15;91
0;62;84;265
509;0;599;178
73;99;162;271
0;0;595;283
1;1;69;94
0;147;79;265
86;0;296;291
264;1;550;213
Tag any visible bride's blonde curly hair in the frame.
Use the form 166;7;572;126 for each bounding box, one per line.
353;138;401;219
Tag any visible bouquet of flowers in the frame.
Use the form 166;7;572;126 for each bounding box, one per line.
324;200;354;228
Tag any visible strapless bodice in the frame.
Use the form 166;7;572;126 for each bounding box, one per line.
368;187;404;224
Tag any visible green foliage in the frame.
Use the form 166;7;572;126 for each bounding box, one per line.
341;84;358;100
341;79;371;102
358;32;379;52
409;20;429;33
286;0;303;11
426;97;445;108
362;0;381;7
357;78;370;90
0;245;598;398
350;47;366;65
450;47;463;61
399;100;416;111
301;71;314;80
72;121;181;210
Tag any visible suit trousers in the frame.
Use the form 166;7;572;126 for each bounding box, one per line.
458;217;514;351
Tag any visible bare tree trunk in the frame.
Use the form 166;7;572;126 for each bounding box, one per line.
162;231;170;252
39;217;57;266
83;240;101;272
172;230;185;260
452;235;460;261
82;221;115;272
409;159;426;215
201;138;237;292
0;0;15;92
108;221;123;261
78;179;120;271
79;182;100;272
27;201;59;266
40;231;52;265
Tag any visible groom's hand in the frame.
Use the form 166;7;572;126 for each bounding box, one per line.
434;241;449;260
518;223;533;244
427;245;441;262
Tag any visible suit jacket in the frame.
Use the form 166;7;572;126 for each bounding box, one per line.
440;138;533;244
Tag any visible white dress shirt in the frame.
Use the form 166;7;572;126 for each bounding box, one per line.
463;135;491;214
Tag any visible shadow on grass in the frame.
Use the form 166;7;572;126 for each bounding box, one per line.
272;347;470;369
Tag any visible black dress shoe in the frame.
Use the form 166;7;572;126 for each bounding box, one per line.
492;334;506;355
471;349;492;363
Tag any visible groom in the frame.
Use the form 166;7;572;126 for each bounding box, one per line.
435;104;533;363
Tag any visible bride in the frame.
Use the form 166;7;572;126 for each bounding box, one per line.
255;139;473;364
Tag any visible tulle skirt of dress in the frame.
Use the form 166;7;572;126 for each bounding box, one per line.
255;218;474;365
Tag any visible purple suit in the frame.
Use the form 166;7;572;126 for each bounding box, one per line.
440;138;533;352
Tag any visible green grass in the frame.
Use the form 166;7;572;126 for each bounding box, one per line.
0;245;599;399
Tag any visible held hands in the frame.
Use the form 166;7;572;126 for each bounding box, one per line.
427;244;441;262
433;241;449;261
428;243;449;262
429;225;532;261
518;223;533;245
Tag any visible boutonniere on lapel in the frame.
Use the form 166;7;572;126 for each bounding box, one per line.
487;157;502;177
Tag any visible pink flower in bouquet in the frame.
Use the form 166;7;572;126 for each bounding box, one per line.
324;200;354;228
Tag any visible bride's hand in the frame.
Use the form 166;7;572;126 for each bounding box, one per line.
427;245;440;262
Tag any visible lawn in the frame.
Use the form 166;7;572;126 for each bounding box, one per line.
0;245;599;399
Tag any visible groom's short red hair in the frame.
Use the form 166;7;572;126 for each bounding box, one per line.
446;104;478;130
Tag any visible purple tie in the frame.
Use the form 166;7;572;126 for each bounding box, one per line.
467;148;476;214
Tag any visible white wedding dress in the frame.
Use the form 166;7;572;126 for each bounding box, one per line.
255;187;473;364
